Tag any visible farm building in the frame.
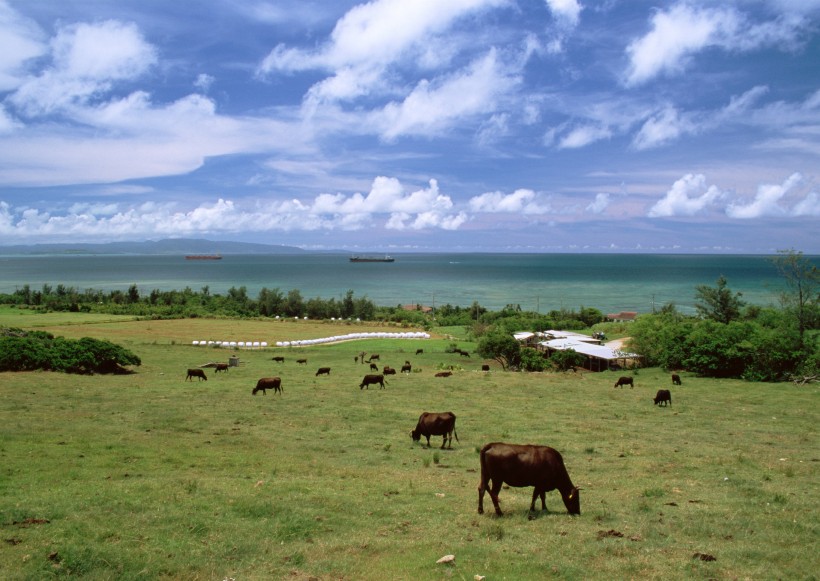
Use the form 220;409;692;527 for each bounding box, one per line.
515;329;640;372
605;310;638;322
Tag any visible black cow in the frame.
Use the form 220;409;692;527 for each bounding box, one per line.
315;367;331;376
401;363;412;373
411;411;459;449
653;389;672;406
367;354;380;362
253;377;282;395
214;363;229;373
478;443;580;516
481;364;490;371
370;363;379;371
435;371;452;377
359;374;385;389
186;368;207;381
614;376;634;388
672;373;682;385
383;366;397;375
415;349;424;355
272;356;285;363
297;358;307;365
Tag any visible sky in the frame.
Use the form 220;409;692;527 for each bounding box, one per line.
0;0;818;253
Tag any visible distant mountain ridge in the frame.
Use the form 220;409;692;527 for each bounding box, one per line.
0;239;324;256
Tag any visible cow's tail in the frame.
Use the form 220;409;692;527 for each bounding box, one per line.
453;425;460;443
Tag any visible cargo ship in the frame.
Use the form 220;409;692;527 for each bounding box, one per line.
349;255;395;263
185;254;222;260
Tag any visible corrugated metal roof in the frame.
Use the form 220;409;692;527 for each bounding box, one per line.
539;338;638;360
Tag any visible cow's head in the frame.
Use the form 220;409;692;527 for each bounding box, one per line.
562;487;581;515
410;429;421;442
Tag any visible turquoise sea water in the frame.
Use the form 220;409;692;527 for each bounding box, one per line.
0;253;805;315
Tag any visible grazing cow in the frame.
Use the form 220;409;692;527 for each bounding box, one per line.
481;364;490;371
478;443;581;516
186;368;207;381
653;389;672;406
614;376;634;388
253;377;282;395
435;371;453;378
383;366;397;375
416;349;424;355
411;411;459;449
359;374;385;389
370;363;379;371
367;354;380;362
672;373;682;385
214;363;229;373
401;363;412;373
455;348;470;357
316;367;331;376
272;356;285;363
297;358;307;365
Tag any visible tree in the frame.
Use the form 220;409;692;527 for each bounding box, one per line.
771;249;819;348
694;275;745;324
549;348;587;372
477;332;521;370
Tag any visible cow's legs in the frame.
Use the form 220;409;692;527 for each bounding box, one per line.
478;480;487;514
489;479;504;515
529;488;548;512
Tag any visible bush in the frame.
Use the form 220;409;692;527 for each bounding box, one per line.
519;347;548;372
0;327;140;374
549;348;587;372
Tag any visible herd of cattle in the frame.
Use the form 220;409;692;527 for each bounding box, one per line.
185;348;682;516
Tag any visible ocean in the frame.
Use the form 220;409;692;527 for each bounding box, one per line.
0;253;803;315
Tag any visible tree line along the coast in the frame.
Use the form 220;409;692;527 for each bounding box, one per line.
1;250;816;382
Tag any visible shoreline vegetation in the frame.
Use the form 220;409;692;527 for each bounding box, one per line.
2;248;817;381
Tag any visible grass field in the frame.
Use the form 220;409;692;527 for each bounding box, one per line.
1;312;817;580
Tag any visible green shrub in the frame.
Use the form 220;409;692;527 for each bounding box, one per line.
0;327;140;374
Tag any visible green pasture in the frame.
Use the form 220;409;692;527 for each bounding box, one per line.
0;314;817;580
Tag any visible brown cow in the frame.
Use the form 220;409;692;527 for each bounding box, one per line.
272;356;285;363
359;374;385;389
367;354;380;362
435;371;452;377
672;373;682;385
186;368;207;381
614;376;634;388
253;377;282;395
370;363;379;371
478;443;580;516
315;367;331;376
653;389;672;406
214;363;229;373
411;412;459;449
296;358;308;365
415;349;424;355
383;366;397;375
401;363;412;373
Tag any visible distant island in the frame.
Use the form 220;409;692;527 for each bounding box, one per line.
0;238;322;256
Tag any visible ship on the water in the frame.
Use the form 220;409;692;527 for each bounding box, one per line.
349;255;395;263
185;254;222;260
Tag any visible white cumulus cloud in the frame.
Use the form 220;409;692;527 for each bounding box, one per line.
10;19;157;115
726;172;813;218
648;174;724;217
624;3;808;86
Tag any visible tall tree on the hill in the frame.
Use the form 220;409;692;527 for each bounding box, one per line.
771;249;819;349
694;276;745;324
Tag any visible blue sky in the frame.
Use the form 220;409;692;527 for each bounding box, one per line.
0;0;818;253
